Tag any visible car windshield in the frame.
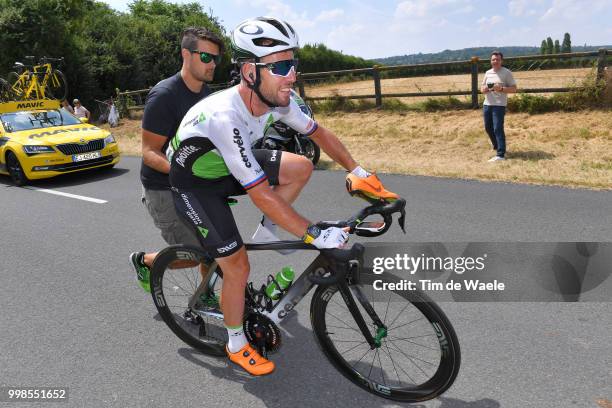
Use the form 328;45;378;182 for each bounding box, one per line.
0;109;82;133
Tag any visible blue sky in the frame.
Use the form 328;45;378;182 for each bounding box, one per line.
102;0;612;59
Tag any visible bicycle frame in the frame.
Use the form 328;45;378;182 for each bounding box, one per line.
11;62;58;100
193;241;382;349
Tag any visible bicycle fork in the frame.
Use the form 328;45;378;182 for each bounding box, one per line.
336;262;387;350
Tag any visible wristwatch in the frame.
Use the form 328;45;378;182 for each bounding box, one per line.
302;224;321;244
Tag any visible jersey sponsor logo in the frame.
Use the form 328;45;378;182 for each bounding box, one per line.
182;112;207;128
217;241;238;253
175;145;201;168
180;193;203;225
197;226;209;238
232;128;252;168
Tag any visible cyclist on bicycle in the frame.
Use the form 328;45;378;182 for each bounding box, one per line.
167;16;398;376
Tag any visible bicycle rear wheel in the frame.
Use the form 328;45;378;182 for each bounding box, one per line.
150;245;226;356
310;274;460;402
46;69;67;101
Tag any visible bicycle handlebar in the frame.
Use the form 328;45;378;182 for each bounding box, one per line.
307;198;406;285
316;198;406;237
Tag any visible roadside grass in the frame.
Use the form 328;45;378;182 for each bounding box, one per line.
106;108;611;190
313;109;611;189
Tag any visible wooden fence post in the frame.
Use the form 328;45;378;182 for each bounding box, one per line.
373;66;382;107
597;48;607;80
470;56;479;109
297;73;306;99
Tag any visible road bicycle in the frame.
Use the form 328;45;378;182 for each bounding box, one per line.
6;56;67;101
150;198;461;402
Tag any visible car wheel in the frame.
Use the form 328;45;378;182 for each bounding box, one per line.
6;152;29;186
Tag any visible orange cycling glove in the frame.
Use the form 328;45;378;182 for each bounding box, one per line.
345;173;399;204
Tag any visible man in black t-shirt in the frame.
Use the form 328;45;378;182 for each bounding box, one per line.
130;27;224;292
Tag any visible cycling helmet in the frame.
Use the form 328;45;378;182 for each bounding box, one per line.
231;17;299;61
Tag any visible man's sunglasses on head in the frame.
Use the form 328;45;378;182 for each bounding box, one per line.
254;59;298;77
190;50;222;65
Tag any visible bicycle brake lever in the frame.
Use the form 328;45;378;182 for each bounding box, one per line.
398;209;406;233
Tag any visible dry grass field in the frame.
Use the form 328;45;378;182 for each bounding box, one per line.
314;109;611;189
304;68;593;103
105;106;611;190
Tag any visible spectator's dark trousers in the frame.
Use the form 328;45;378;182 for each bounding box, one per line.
483;105;506;158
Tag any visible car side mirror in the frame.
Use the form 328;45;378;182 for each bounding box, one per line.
79;117;89;123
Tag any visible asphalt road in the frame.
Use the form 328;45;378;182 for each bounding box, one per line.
1;156;610;408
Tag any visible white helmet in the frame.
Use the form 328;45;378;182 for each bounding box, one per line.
231;17;299;61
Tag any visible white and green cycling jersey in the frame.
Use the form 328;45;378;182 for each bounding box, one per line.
167;87;317;190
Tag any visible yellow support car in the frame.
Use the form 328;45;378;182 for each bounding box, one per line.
0;99;121;186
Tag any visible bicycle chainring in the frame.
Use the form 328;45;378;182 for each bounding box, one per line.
243;312;282;355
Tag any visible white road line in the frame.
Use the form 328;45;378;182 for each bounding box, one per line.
24;187;107;204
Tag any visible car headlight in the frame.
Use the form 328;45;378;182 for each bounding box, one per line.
104;134;116;146
23;145;55;155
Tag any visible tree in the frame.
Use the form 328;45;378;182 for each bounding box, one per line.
540;40;547;55
562;33;571;53
546;37;554;54
554;39;560;54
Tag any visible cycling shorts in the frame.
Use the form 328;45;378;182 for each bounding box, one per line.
172;149;282;258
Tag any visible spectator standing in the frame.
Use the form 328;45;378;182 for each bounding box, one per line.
73;99;91;120
481;51;517;162
61;99;74;114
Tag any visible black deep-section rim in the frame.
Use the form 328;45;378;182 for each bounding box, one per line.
310;274;460;402
150;245;226;356
46;69;67;101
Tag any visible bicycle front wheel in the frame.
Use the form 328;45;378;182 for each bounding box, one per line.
150;245;226;356
47;69;67;101
310;274;460;402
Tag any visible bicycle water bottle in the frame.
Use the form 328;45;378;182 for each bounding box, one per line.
265;266;295;300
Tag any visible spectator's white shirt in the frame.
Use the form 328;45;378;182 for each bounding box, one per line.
74;105;89;118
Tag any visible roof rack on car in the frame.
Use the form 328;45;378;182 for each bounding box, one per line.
0;99;60;114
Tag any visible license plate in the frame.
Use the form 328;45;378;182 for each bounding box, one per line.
73;151;101;162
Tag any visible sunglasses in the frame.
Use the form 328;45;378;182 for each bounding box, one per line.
190;50;222;65
254;59;298;77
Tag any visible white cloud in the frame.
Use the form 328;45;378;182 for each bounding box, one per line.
395;0;430;17
315;9;344;23
395;0;472;18
540;0;609;21
478;15;503;31
508;0;528;16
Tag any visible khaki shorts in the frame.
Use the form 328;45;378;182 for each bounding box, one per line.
142;187;201;247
